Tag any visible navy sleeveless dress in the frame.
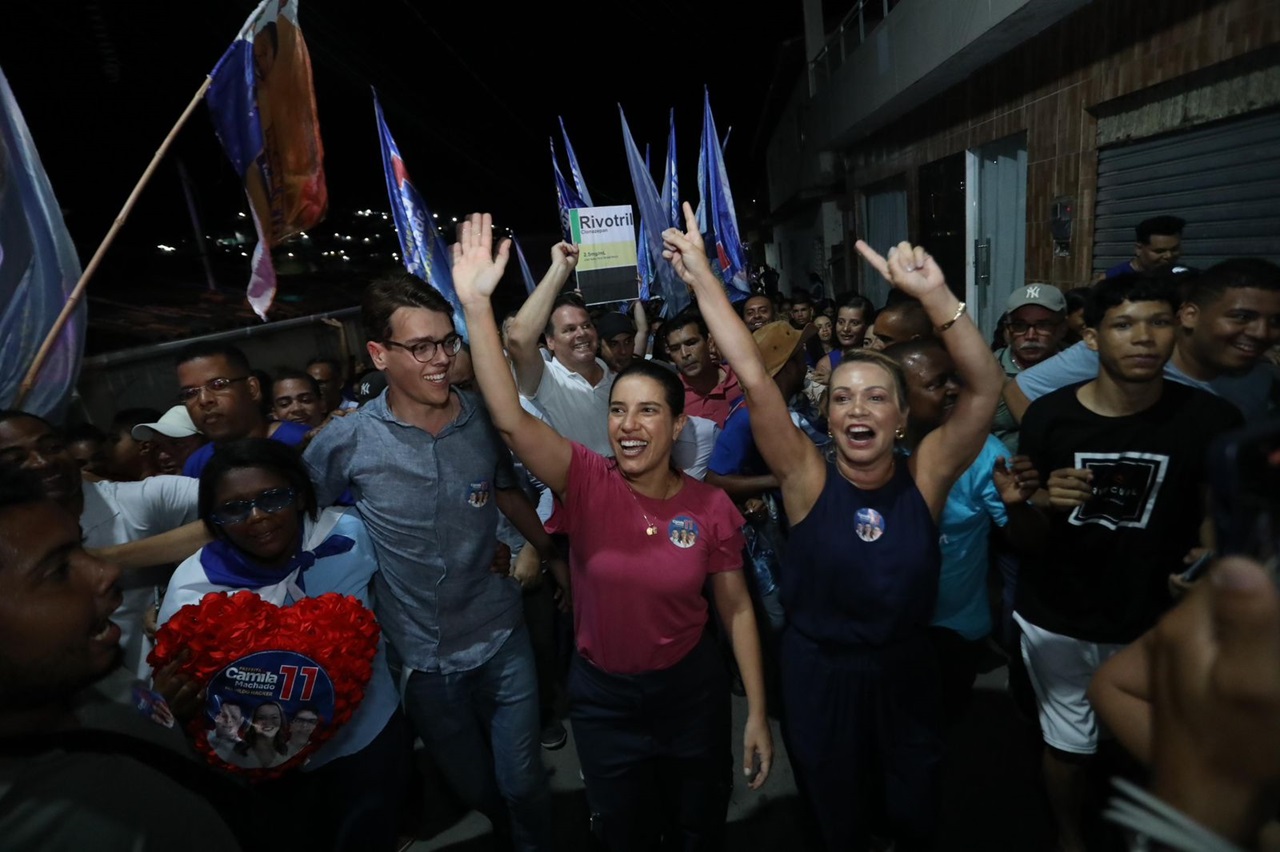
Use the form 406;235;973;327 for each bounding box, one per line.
780;459;944;851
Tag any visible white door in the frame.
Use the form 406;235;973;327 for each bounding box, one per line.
966;134;1027;344
859;176;908;310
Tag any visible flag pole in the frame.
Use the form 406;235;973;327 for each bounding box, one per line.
16;75;213;408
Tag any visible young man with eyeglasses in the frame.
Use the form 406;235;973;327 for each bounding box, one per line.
303;272;559;851
177;342;309;479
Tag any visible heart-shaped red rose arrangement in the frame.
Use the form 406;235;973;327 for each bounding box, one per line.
149;590;380;779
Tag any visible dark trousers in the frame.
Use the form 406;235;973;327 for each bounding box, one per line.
569;635;732;851
927;626;985;728
264;708;413;852
781;628;943;852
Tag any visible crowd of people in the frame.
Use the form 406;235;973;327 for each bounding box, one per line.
1;210;1279;851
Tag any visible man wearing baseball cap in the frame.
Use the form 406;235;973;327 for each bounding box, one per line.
594;310;641;373
992;284;1068;453
130;406;206;477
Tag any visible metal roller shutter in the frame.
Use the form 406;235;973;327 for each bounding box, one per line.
1093;109;1280;275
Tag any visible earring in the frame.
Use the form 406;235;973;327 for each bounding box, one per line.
895;426;906;440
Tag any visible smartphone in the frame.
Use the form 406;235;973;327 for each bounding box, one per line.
1179;549;1215;584
1207;417;1280;575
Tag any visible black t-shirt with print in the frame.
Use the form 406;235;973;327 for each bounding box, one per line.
1016;380;1242;643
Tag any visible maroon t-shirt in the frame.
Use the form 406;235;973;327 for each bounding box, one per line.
550;443;745;674
682;363;743;429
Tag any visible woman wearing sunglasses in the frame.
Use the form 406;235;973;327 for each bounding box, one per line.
157;438;408;851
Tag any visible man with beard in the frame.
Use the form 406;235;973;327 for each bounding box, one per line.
992;284;1068;452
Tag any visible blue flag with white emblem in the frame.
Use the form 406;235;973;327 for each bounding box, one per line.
373;90;467;341
620;104;688;315
699;88;750;298
559;117;593;208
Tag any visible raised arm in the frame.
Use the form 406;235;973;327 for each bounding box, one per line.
453;213;573;495
631;299;649;359
662;203;823;498
504;241;580;396
855;241;1003;515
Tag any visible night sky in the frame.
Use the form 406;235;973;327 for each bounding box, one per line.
4;0;804;297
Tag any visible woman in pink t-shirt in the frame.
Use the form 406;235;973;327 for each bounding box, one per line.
453;214;772;849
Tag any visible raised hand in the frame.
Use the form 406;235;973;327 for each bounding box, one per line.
661;201;713;286
451;212;511;305
550;241;580;273
994;454;1040;505
854;240;947;300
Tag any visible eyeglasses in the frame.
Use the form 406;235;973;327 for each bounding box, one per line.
210;487;297;525
382;333;463;363
292;716;320;726
1007;320;1061;336
178;376;249;403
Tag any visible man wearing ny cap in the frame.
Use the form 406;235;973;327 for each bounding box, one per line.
131;406;206;476
991;284;1068;453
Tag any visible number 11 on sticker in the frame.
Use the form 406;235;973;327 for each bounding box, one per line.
278;665;319;701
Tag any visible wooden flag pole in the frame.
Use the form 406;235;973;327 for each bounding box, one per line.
16;75;213;408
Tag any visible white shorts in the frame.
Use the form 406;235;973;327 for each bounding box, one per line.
1014;612;1126;755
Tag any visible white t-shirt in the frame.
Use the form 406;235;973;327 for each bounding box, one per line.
524;356;717;480
80;476;200;680
528;356;615;455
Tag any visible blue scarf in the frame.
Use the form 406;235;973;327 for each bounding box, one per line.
200;533;355;593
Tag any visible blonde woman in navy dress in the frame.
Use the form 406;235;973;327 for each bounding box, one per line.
662;203;1004;850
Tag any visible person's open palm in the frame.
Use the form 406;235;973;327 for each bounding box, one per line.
451;212;510;304
855;240;947;299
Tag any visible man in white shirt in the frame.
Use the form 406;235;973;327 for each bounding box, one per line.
504;243;718;476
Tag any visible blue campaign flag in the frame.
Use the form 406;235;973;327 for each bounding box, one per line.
513;236;537;297
558;117;593;208
0;67;84;418
550;137;583;242
373;90;468;341
700;88;751;298
660;108;680;229
619;104;688;316
636;146;653;301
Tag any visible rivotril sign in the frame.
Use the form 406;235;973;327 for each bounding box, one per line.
569;205;638;305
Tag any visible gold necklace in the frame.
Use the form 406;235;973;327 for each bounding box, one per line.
622;472;676;536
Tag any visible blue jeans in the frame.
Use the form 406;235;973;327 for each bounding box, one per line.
390;627;553;852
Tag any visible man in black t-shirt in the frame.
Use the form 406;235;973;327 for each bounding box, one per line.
1015;275;1242;852
0;469;249;850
